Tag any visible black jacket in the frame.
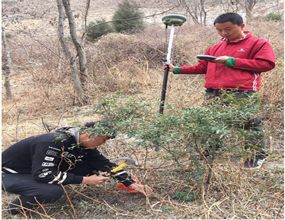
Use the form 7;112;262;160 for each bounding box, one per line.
2;128;134;186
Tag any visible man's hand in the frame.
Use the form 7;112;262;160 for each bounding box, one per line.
129;183;153;195
163;63;175;72
81;174;110;187
209;56;230;64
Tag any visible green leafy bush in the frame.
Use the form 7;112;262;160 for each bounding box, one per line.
112;0;145;33
87;19;113;40
265;13;283;22
92;92;270;185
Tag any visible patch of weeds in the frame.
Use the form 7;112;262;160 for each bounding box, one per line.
270;153;280;158
5;33;13;39
128;207;135;212
159;169;177;177
251;197;259;202
226;192;232;197
60;204;73;211
128;205;141;212
79;201;96;211
161;205;174;212
274;167;284;174
265;12;283;22
172;190;200;203
263;170;270;177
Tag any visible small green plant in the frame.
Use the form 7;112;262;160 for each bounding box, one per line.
112;0;145;33
172;190;200;203
265;13;283;22
60;203;73;210
274;167;284;174
5;33;12;39
161;205;174;212
87;19;113;40
270;153;279;158
79;201;96;210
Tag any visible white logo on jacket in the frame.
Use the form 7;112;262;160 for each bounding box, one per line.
42;162;55;167
38;171;52;178
63;152;75;158
48;146;61;151
44;156;55;161
237;48;245;52
46;150;58;157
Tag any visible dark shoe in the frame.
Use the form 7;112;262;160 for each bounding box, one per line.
198;146;213;160
202;149;212;158
195;146;221;160
244;157;266;169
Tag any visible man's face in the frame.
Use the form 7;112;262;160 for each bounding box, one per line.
214;21;245;41
83;135;109;149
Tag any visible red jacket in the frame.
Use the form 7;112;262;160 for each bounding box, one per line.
179;31;276;91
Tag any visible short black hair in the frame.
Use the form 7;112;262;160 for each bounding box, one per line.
82;120;116;139
214;13;243;26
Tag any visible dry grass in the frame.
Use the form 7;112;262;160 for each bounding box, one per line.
2;16;284;220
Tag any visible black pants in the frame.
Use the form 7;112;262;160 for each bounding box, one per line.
2;161;94;215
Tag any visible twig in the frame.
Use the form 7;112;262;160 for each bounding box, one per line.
59;183;77;219
1;199;54;219
34;197;49;218
41;117;50;132
15;108;23;142
276;203;284;219
71;187;143;218
253;189;284;217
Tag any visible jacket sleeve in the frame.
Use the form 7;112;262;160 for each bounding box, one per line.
179;47;212;74
31;141;83;185
86;149;135;187
234;41;276;72
179;60;208;74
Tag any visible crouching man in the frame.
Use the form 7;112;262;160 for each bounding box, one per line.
2;121;152;215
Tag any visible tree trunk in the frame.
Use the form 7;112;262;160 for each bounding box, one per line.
200;0;207;26
56;0;88;105
2;27;13;99
62;0;88;85
245;0;257;23
177;0;207;25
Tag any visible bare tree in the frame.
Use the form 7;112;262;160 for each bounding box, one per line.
244;0;257;22
177;0;207;25
217;0;258;22
217;0;241;13
2;27;13;99
56;0;88;105
228;0;258;22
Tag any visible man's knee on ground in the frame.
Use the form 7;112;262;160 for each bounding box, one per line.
37;185;64;202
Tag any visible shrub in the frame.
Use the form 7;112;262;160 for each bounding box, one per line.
92;92;278;186
265;13;283;22
87;19;113;40
112;0;145;33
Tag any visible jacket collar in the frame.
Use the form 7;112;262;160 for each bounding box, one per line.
56;127;80;146
220;31;251;43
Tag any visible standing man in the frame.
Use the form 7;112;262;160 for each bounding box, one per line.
164;13;275;168
2;121;152;215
